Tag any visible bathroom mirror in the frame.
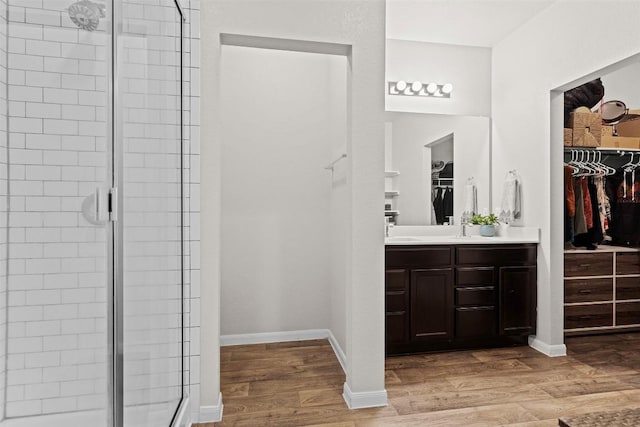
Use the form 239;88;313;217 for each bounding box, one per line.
385;112;491;225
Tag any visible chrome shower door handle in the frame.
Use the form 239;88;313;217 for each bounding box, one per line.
81;187;109;225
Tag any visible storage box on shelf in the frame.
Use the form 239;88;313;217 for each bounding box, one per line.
569;110;602;147
564;247;640;335
600;135;640;150
616;117;640;138
564;128;573;146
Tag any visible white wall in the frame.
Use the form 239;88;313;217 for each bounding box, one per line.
386;39;491;117
220;46;344;336
328;54;348;354
600;61;640;109
388;113;491;225
492;0;640;355
201;0;386;416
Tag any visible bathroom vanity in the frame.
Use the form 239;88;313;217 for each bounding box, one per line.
385;229;539;355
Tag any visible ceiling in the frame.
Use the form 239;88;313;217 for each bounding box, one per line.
386;0;556;47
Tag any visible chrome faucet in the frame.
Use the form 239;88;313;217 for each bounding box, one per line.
385;220;394;238
459;215;468;237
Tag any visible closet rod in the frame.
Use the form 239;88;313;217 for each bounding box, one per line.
324;153;347;170
564;147;640;153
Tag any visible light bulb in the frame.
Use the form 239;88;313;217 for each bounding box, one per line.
411;81;422;92
396;80;407;91
442;83;453;94
426;83;438;94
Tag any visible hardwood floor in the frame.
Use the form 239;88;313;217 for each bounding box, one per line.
196;334;640;426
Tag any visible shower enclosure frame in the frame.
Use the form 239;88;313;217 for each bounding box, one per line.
109;1;186;426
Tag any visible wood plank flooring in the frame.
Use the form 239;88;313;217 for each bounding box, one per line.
196;333;640;426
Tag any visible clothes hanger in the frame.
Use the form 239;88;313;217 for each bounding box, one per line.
575;150;594;176
566;150;580;175
597;151;616;176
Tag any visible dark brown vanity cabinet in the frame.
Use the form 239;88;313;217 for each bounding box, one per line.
385;244;537;355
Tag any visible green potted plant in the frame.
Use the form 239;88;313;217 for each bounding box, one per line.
469;213;499;237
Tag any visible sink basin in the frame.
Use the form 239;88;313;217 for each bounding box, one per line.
386;236;424;242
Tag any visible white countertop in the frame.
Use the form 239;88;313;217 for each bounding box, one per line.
385;225;540;246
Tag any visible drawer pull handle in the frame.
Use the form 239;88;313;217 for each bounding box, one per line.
578;263;592;268
577;289;593;294
386;311;406;316
386;291;405;296
577;315;594;320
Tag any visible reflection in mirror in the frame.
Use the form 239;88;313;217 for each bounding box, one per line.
428;134;454;224
384;112;491;225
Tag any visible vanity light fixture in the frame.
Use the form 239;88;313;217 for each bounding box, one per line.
388;81;452;98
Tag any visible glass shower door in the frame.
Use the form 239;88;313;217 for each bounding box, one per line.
117;1;184;426
4;1;113;424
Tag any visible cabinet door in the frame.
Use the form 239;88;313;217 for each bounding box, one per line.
411;268;454;342
385;269;409;345
499;266;536;336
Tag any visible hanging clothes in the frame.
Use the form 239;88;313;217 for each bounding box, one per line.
431;202;438;225
565;166;576;218
443;187;454;222
595;176;610;236
564;166;576;243
581;178;594;229
574;179;604;249
574;178;588;235
610;169;640;246
433;187;445;225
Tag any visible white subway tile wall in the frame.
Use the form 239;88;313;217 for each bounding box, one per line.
120;3;183;423
0;0;199;419
0;0;7;421
6;0;110;419
183;0;201;422
2;0;201;422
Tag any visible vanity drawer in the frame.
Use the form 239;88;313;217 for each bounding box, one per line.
564;278;612;303
386;246;452;268
455;286;495;306
456;245;536;266
564;304;613;329
616;277;640;300
386;290;407;312
616;302;640;325
457;267;495;286
617;252;640;275
564;253;612;277
455;306;496;337
386;311;409;344
386;269;408;291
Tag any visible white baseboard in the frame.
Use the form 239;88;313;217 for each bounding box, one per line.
220;329;329;346
342;382;388;409
2;410;103;427
529;336;567;357
199;392;223;423
220;329;348;376
326;330;347;373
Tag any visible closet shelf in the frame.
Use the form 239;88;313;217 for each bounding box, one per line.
385;191;399;198
385;210;399;216
385;171;400;177
564;146;640;152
